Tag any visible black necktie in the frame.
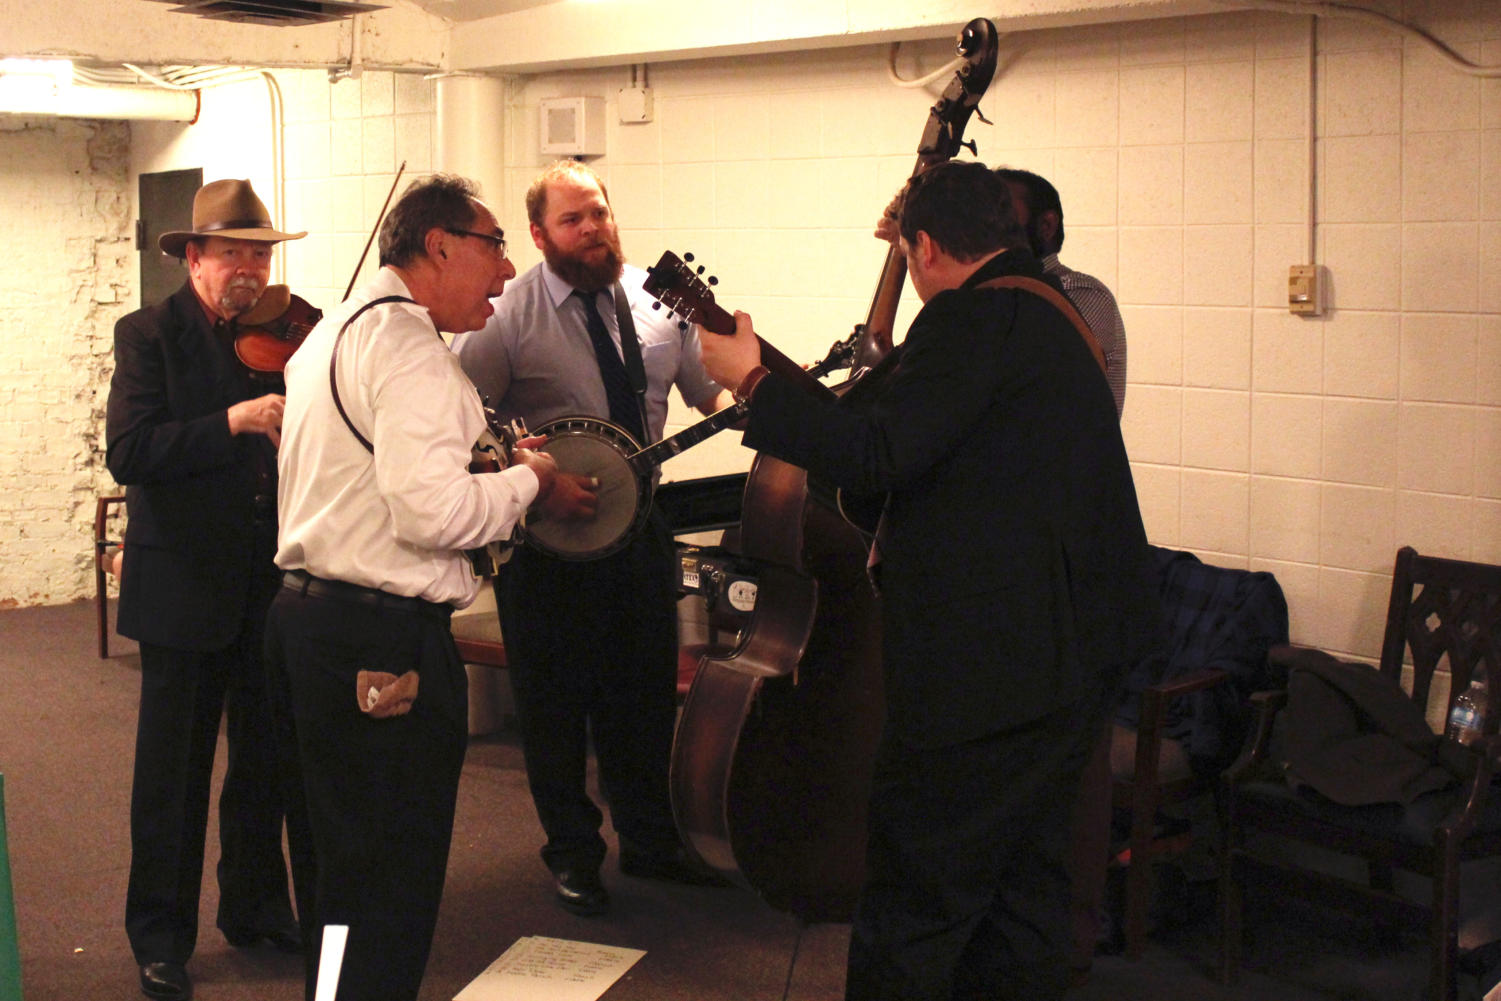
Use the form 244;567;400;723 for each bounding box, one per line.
573;289;645;444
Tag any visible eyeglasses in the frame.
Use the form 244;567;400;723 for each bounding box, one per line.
445;228;507;259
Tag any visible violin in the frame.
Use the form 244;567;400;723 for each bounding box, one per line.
234;285;322;373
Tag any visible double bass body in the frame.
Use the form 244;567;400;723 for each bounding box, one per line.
666;16;1000;922
669;454;883;922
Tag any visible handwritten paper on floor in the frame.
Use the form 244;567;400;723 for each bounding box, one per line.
454;936;646;1001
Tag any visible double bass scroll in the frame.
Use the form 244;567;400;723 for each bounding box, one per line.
831;16;999;380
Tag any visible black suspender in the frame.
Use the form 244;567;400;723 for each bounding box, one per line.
329;295;419;453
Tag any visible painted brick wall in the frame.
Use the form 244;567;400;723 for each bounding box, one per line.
0;117;131;606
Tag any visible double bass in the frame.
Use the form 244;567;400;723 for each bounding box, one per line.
666;18;1001;922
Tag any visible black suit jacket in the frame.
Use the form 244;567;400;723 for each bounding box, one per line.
105;281;279;651
743;250;1158;748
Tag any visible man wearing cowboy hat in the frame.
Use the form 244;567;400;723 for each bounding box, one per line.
106;178;307;1001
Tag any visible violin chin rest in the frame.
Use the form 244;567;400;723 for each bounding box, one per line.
240;284;291;325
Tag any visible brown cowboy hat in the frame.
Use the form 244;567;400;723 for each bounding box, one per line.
158;178;307;258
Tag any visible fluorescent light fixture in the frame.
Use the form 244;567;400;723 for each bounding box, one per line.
0;58;73;102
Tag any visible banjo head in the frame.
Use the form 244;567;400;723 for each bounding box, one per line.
526;417;651;560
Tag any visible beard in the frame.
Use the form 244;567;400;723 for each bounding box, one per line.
540;227;625;292
218;276;265;318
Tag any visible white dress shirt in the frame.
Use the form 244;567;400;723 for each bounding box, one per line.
276;268;538;608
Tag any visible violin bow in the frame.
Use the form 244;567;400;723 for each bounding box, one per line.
342;160;406;302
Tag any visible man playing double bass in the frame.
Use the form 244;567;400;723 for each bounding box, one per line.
697;160;1158;1001
106;178;305;1001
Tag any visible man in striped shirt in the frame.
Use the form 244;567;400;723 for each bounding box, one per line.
994;167;1130;982
994;167;1126;419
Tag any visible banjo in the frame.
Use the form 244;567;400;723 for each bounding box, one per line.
523;403;748;561
523;248;832;561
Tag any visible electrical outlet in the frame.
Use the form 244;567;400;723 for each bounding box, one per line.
1288;264;1322;316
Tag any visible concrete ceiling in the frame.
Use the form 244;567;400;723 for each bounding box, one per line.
1;0;1240;77
402;0;563;19
443;0;1235;75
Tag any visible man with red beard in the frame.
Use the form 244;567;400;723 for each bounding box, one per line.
106;178;304;1001
457;160;732;915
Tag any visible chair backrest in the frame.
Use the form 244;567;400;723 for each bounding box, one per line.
1379;546;1501;736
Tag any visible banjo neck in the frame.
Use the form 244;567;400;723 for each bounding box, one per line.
627;402;747;475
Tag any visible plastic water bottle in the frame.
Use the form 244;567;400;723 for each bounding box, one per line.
1446;680;1487;746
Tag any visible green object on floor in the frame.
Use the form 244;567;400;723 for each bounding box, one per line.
0;774;22;1001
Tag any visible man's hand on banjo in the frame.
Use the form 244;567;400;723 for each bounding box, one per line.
534;470;599;522
509;441;593;522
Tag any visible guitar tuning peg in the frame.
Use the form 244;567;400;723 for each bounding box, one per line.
683;252;695;263
651;301;661;310
695;266;705;275
677;322;689;333
707;276;718;286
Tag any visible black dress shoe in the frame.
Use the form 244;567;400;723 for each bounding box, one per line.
223;923;303;953
139;961;190;1001
553;868;609;916
620;847;730;887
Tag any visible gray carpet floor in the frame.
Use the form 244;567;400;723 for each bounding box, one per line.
0;599;1474;1000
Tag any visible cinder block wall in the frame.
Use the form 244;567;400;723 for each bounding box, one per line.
3;6;1498;672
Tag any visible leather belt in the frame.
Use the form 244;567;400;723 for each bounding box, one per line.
281;569;452;622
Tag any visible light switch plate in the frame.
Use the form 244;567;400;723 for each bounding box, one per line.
1288;264;1323;316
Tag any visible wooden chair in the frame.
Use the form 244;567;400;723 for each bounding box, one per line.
450;600;507;670
1102;547;1288;959
93;494;125;658
1111;668;1234;959
1219;546;1501;1001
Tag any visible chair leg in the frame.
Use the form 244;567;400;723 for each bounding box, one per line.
1432;837;1459;1001
1218;809;1242;984
1124;781;1157;960
94;552;108;659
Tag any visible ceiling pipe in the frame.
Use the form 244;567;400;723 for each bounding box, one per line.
0;82;199;121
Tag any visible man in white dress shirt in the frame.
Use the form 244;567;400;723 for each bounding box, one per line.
266;173;566;1001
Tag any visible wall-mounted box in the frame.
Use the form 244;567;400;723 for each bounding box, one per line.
540;96;605;157
618;86;653;124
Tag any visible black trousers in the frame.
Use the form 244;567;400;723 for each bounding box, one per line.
264;583;467;1001
125;573;293;965
496;514;680;873
845;691;1106;1001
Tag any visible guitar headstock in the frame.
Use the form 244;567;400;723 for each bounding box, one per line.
643;251;735;336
